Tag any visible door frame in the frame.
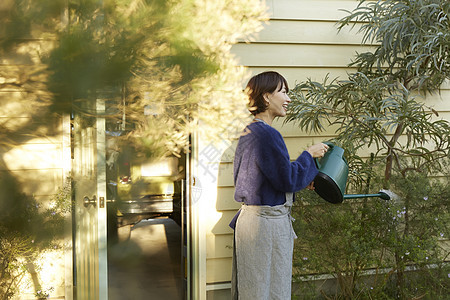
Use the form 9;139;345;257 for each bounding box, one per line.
72;99;108;300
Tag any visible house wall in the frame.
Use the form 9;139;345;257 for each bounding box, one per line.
0;34;72;300
203;0;449;299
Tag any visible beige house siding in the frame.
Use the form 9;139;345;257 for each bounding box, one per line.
0;41;72;298
204;0;364;291
204;0;449;297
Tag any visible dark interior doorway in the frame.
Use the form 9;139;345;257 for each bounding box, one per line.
108;217;182;299
104;132;186;299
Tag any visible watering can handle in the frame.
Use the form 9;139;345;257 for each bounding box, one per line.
314;142;334;169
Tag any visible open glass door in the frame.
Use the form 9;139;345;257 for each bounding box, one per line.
73;99;108;299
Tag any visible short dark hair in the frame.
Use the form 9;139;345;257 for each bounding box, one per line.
245;71;289;116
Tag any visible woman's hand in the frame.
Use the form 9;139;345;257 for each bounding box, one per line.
307;143;329;158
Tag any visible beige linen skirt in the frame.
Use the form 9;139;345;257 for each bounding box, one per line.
232;193;296;300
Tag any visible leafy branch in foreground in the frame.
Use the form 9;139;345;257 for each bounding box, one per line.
1;0;268;159
287;72;450;184
338;0;450;93
287;0;450;186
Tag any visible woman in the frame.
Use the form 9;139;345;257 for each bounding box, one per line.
229;71;328;299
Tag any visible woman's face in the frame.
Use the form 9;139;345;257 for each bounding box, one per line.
265;83;291;118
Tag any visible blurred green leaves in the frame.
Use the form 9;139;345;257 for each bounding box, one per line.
0;0;66;50
0;1;267;297
1;0;267;158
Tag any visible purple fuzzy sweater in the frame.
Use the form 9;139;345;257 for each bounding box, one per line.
229;121;318;229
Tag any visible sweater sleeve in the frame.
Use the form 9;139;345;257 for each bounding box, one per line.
256;126;318;193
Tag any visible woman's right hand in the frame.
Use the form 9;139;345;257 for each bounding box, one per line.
307;143;329;158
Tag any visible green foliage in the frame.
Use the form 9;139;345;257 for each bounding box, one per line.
288;1;450;298
45;0;220;113
286;72;450;184
0;1;267;298
286;0;450;186
0;233;30;300
1;0;267;159
292;172;450;299
0;172;70;299
339;0;450;92
0;0;65;50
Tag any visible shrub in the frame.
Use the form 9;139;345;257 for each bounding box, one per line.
0;172;69;299
291;171;450;299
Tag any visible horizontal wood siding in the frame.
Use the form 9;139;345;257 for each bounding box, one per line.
0;90;67;196
206;0;365;286
205;0;449;290
205;0;450;288
231;43;372;67
267;0;362;21
1;33;70;298
256;20;366;45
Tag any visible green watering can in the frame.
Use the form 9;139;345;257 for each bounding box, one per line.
314;142;390;204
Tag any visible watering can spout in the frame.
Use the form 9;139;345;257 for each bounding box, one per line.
378;191;391;200
343;191;391;200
